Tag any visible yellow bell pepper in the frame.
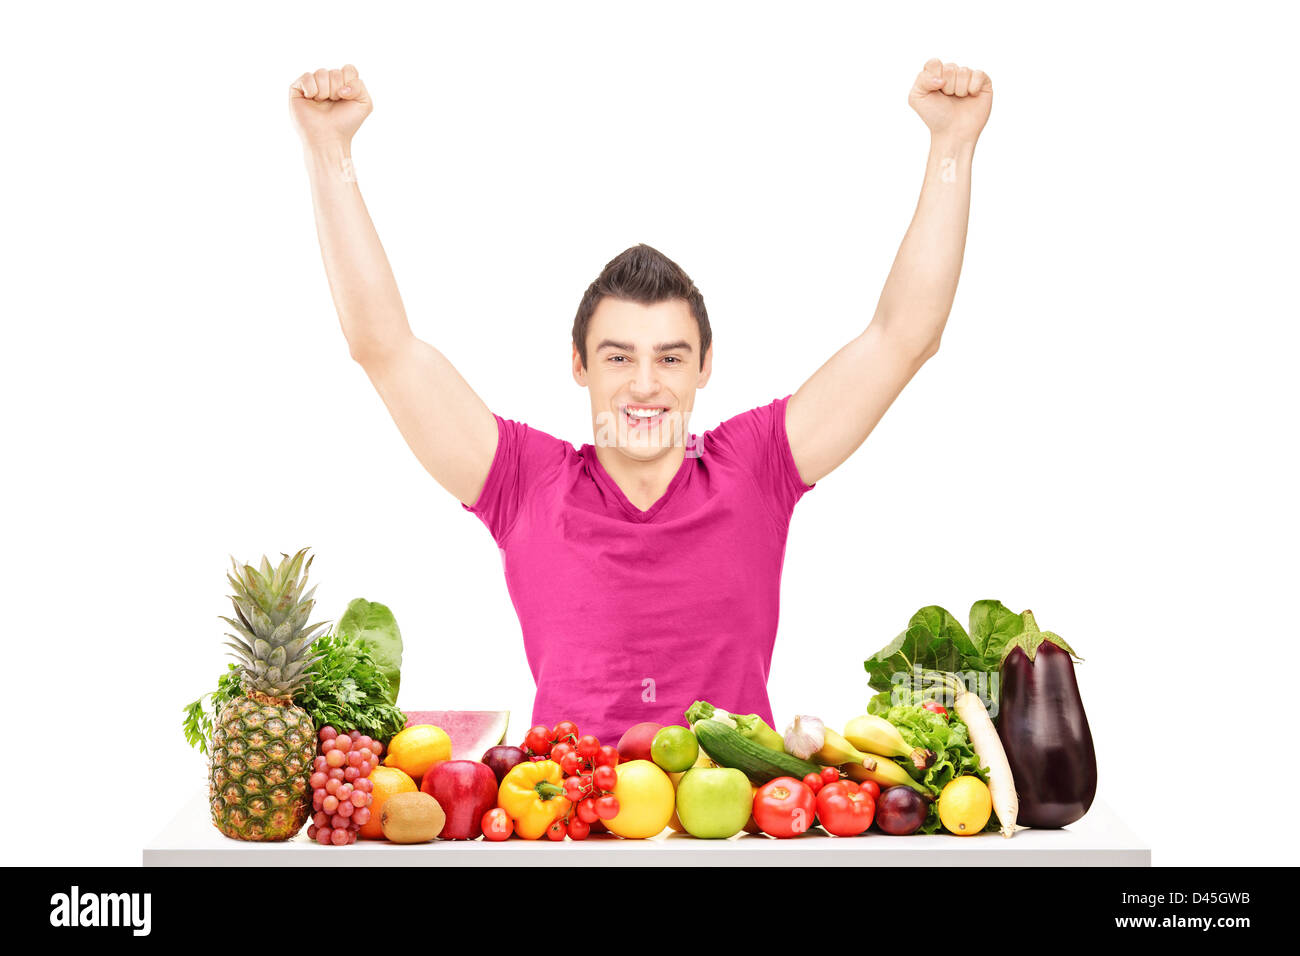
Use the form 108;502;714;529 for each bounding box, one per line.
498;759;572;839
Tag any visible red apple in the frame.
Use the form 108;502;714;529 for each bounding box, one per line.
616;722;663;764
421;760;498;839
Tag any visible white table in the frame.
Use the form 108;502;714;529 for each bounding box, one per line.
145;790;1150;866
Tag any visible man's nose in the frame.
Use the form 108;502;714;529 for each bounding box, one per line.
630;359;660;397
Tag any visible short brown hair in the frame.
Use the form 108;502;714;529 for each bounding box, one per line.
572;243;711;370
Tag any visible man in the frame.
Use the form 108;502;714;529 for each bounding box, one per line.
289;59;992;745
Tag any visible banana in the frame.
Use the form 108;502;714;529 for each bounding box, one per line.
812;728;876;770
844;714;935;770
844;756;928;794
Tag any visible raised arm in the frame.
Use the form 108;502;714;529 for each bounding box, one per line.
290;65;498;506
786;59;992;485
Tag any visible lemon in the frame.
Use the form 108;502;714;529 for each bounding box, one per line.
937;776;992;836
383;725;452;783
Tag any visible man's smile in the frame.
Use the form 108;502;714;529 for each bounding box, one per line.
621;403;670;428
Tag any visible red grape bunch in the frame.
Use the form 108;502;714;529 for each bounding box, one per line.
307;726;383;846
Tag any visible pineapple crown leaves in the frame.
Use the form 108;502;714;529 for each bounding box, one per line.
219;547;329;698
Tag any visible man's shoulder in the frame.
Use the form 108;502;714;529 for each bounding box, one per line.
492;413;580;468
697;395;790;451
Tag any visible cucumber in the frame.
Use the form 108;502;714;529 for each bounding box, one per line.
693;719;821;784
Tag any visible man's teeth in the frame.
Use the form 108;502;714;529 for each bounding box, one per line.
626;408;666;418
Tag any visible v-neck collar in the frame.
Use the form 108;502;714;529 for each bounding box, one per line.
581;437;698;522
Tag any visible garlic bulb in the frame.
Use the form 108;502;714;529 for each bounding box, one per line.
783;715;826;760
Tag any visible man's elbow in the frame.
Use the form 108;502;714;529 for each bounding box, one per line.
348;336;393;367
885;329;941;370
871;315;942;369
917;335;941;364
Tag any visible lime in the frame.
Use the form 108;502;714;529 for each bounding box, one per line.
650;725;699;773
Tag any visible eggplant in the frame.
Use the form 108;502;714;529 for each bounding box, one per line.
996;613;1096;828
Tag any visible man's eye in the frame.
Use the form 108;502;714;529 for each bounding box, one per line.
609;355;627;363
662;356;679;364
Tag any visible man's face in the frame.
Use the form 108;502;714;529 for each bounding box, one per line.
572;296;713;461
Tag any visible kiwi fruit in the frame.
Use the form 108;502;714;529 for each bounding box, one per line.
380;792;446;843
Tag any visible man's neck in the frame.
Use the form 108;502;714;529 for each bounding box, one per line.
593;442;687;512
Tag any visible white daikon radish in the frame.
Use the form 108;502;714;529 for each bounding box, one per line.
947;679;1018;837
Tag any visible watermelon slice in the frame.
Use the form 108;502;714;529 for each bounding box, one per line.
403;710;510;762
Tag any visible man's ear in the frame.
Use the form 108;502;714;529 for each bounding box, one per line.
572;345;587;386
697;343;713;388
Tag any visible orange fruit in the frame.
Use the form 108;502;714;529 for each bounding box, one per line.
383;725;452;783
360;766;418;839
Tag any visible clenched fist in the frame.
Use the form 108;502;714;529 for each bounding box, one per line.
908;58;992;144
289;64;373;148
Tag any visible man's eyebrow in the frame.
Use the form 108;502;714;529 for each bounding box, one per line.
594;339;694;353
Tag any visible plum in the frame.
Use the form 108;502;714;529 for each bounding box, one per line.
480;745;529;784
874;785;929;835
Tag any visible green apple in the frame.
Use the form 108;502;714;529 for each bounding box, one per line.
674;767;754;839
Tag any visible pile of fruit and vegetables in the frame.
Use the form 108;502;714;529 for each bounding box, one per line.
182;549;1097;845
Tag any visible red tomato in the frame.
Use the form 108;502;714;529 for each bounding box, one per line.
802;772;824;794
481;808;514;841
816;780;875;837
524;725;552;755
576;797;601;824
559;750;585;776
594;794;620;820
552;721;581;744
596;745;621;768
820;766;841;786
546;817;568;841
753;777;818;838
857;780;881;801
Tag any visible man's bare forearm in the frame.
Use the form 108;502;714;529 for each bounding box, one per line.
870;134;976;358
304;141;411;360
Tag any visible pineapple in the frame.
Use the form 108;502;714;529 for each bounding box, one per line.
208;547;327;841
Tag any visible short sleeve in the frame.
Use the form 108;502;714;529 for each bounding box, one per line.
702;394;815;520
462;414;569;545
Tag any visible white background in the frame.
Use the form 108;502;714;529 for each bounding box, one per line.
3;1;1296;867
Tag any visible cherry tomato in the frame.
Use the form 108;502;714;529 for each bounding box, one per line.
815;781;875;837
753;776;818;839
857;780;882;801
481;808;514;841
921;701;950;720
567;816;591;840
563;776;586;803
820;766;841;786
552;721;581;745
559;750;585;776
592;764;617;792
576;735;601;760
596;745;621;768
594;794;620;820
802;772;825;794
550;741;575;767
524;725;553;755
576;797;601;824
546;817;568;841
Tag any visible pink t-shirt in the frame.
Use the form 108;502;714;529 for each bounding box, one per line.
462;394;814;746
